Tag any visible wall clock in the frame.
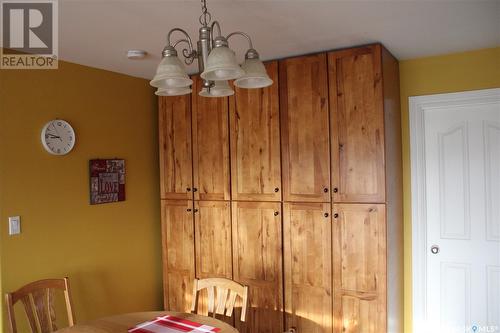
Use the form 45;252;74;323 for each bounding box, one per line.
40;119;76;155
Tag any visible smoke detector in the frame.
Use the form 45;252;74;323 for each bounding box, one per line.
127;50;148;59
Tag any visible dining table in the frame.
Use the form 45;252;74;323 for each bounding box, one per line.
54;311;239;333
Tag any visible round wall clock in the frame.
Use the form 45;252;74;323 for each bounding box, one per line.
40;119;76;155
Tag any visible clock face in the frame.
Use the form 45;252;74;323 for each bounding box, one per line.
41;120;76;155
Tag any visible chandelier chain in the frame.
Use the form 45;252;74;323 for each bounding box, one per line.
199;0;212;26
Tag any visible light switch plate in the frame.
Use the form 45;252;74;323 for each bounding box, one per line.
8;216;21;235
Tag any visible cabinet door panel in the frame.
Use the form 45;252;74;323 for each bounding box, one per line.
339;295;378;333
230;61;281;201
284;202;332;332
194;201;232;278
193;201;233;324
332;204;386;332
159;96;193;200
161;200;195;312
192;76;231;200
329;46;385;203
280;54;331;202
232;201;283;333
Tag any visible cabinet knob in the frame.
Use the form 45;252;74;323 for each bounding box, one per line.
186;187;191;192
324;213;329;218
333;213;339;218
274;187;280;192
194;209;199;213
323;188;329;193
333;187;338;193
286;328;297;333
187;208;192;212
193;188;198;192
274;211;279;216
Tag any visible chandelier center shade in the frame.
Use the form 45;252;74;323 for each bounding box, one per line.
150;0;273;97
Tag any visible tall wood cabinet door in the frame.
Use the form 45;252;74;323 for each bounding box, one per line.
283;202;332;333
161;200;195;312
329;46;386;203
232;201;283;333
280;54;331;202
332;204;386;333
230;61;281;201
194;201;232;279
193;201;233;324
192;76;231;201
159;95;193;200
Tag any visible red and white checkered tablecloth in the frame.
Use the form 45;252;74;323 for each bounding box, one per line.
128;315;221;333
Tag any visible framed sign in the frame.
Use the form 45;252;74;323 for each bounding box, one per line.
89;159;125;205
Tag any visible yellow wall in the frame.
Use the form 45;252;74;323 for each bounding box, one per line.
0;60;163;330
400;46;500;332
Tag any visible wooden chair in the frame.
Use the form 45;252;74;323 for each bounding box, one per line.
5;277;76;333
191;278;249;322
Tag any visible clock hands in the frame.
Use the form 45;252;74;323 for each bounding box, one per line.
51;123;63;141
46;133;61;139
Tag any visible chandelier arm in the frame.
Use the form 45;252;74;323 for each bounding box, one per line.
226;31;254;50
172;39;198;65
167;28;197;64
167;28;194;52
211;21;222;37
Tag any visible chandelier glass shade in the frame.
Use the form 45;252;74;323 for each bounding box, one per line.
235;57;273;89
150;0;272;97
200;45;244;81
155;87;193;96
150;55;193;88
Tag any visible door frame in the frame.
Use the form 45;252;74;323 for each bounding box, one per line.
409;88;500;332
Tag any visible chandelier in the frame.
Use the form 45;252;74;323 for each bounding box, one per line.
150;0;273;97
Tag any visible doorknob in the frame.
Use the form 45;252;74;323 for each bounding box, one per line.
430;245;440;254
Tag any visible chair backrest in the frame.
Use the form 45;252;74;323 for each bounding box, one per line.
191;278;249;322
5;277;76;333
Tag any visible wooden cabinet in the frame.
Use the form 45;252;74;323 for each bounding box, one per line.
229;61;281;202
159;44;402;333
161;200;195;312
232;201;283;333
329;46;385;203
332;204;386;333
283;202;332;332
159;95;193;200
192;76;231;201
280;54;331;202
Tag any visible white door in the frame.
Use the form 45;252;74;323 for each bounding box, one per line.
411;89;500;333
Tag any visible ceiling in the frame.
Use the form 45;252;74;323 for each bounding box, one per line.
58;0;500;80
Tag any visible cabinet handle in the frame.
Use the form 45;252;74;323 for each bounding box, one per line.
193;188;198;192
187;208;192;212
323;188;329;193
333;187;338;193
324;213;329;218
194;209;199;213
333;213;339;218
286;328;297;333
274;211;279;216
274;187;280;192
186;187;191;192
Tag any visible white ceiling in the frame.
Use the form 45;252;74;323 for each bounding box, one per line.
59;0;500;80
